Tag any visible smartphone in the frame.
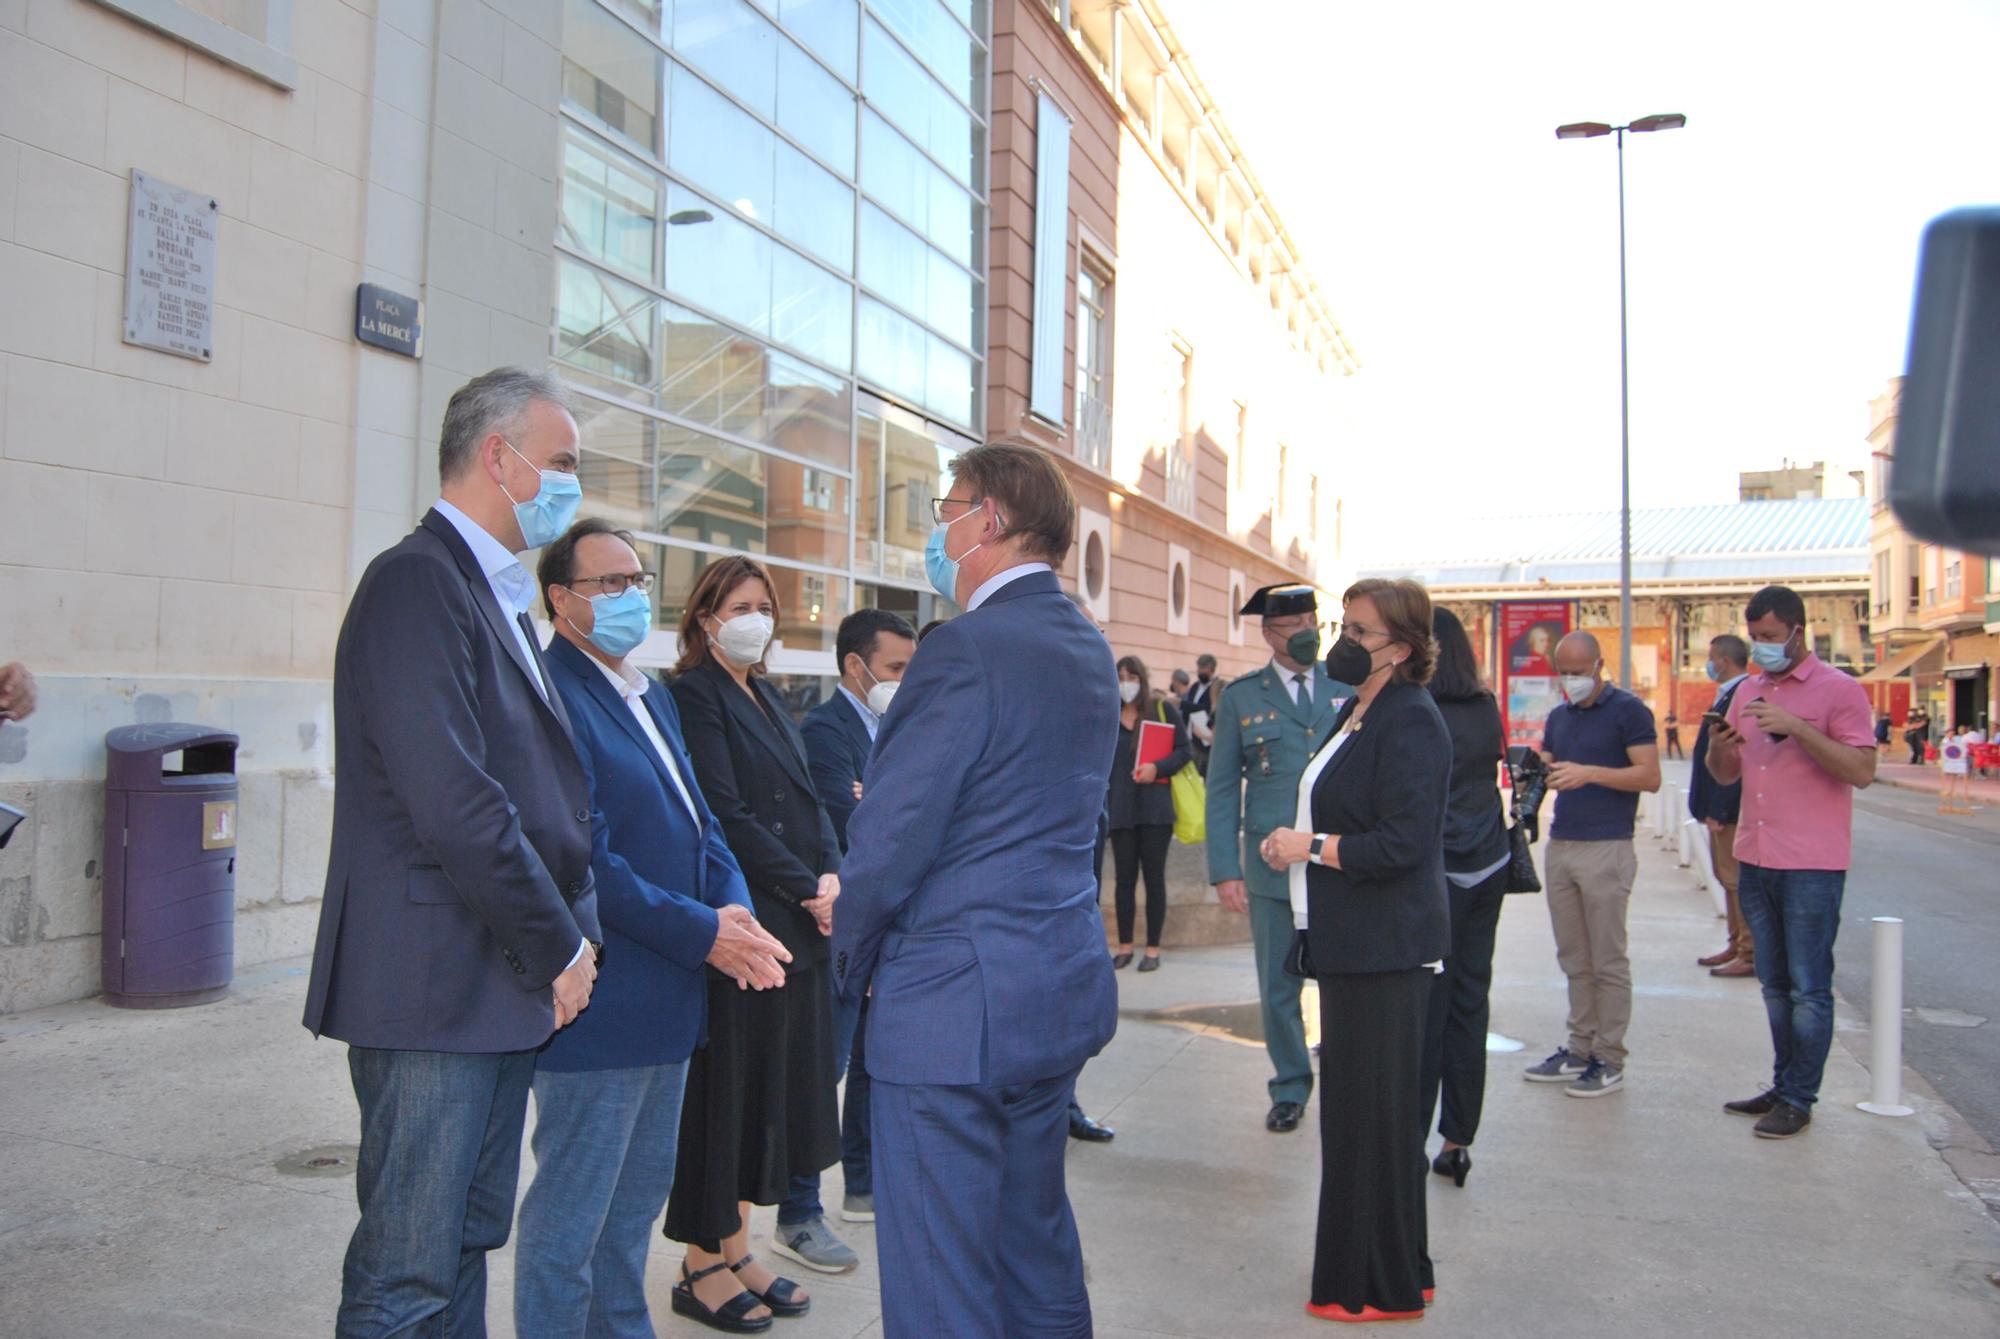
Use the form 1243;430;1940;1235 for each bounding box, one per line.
1701;711;1726;726
1749;697;1789;743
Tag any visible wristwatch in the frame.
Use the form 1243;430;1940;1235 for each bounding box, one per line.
1309;834;1327;863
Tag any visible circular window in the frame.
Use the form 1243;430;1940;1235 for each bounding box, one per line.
1170;562;1187;617
1085;531;1106;600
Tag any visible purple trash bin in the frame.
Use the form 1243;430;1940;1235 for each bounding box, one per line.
101;724;239;1008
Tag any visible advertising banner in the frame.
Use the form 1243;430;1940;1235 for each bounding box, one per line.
1499;600;1572;749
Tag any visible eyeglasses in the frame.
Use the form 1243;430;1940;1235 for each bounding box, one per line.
1330;621;1386;641
929;495;978;524
569;572;654;597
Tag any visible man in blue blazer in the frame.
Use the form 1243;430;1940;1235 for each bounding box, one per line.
833;444;1119;1339
516;518;791;1338
303;368;604;1336
782;608;917;1246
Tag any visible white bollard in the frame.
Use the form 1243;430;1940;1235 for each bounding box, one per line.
1858;916;1915;1117
1677;818;1697;867
1657;784;1681;840
1689;822;1727;917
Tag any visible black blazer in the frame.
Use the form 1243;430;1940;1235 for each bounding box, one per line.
303;509;601;1051
670;658;841;970
1106;698;1191;830
1303;676;1452;976
800;691;873;853
1433;691;1509;874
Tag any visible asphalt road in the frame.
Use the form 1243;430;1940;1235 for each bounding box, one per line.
1836;780;2000;1148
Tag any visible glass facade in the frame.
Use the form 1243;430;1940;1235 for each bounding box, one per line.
555;0;988;678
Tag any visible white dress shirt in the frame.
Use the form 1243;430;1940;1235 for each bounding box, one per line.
966;561;1053;612
837;683;880;742
1273;659;1314;707
587;654;702;825
432;499;584;971
432;498;549;701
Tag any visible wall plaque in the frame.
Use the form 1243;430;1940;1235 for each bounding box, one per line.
122;170;218;362
355;283;424;358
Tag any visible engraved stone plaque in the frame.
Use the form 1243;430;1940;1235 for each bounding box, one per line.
123;170;218;362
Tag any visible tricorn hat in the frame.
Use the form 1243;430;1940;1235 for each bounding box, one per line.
1239;583;1317;618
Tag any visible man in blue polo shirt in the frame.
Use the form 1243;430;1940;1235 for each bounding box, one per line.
1524;631;1661;1097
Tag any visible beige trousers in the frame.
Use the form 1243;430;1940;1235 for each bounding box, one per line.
1544;838;1637;1068
1707;819;1754;961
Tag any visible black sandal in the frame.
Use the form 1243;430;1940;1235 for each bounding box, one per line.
730;1253;811;1317
671;1259;774;1333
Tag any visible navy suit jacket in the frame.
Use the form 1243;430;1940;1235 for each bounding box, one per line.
832;569;1120;1087
801;690;874;852
303;509;601;1052
1688;676;1746;825
538;636;754;1071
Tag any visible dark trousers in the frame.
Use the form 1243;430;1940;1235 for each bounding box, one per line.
1313;969;1433;1316
339;1046;535;1338
1110;823;1172;947
1907;736;1925;764
1420;867;1508;1147
779;988;871;1224
1737;863;1846;1110
1665;729;1684;759
872;1069;1091;1338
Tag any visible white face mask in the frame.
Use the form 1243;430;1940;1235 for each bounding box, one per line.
710;612;774;665
1118;680;1141;704
1560;674;1598;705
856;659;899;716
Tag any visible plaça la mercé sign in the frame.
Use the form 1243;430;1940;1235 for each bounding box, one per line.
354;283;423;358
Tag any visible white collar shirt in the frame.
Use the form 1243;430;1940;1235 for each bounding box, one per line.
837;683;879;742
586;654;702;825
432;498;549;701
966;562;1053;612
1271;658;1314;707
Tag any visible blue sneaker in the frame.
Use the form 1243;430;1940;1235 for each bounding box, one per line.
1523;1046;1589;1083
1565;1058;1625;1098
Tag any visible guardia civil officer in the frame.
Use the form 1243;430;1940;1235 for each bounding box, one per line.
1204;583;1355;1132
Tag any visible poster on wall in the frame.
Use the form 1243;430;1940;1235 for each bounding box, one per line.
1499;600;1573;748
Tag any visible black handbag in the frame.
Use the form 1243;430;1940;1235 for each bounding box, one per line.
1502;751;1543;895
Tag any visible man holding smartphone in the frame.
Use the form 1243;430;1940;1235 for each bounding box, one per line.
1689;636;1753;977
1705;585;1876;1141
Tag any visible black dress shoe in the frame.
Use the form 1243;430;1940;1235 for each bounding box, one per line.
1430;1146;1471;1187
1724;1088;1780;1117
1111;951;1134;970
1069;1112;1115;1142
1753;1101;1812;1139
1136;953;1161;972
1266;1100;1304;1133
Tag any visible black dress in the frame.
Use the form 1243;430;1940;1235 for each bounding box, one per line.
664;660;841;1250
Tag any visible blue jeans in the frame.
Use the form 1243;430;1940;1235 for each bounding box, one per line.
779;988;870;1224
1736;863;1847;1111
339;1047;535;1338
514;1062;690;1339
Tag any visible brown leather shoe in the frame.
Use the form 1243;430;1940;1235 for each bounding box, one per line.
1697;947;1737;968
1710;959;1757;978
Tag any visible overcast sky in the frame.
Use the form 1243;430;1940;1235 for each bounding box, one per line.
1166;0;2000;563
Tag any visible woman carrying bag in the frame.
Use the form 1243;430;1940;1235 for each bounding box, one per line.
1106;654;1191;971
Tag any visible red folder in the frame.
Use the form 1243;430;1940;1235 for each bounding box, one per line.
1136;720;1177;777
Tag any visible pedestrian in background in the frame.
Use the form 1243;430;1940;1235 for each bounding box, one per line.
1904;709;1929;765
521;519;790;1339
1184;652;1222;775
1706;584;1876;1140
1419;606;1510;1189
664;556;845;1320
1107;654;1191;971
1261;577;1450;1322
1663;709;1684;760
1691;635;1754;979
1524;631;1661;1098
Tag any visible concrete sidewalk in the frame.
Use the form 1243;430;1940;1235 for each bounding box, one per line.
3;836;1999;1337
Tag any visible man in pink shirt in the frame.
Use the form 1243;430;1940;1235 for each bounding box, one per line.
1705;585;1876;1140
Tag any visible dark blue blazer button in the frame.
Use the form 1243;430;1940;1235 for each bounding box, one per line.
575;807;590;823
772;820;785;835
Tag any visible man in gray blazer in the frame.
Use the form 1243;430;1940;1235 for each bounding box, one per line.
303;367;604;1337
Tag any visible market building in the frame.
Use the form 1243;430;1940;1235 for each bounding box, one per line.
0;0;1355;1009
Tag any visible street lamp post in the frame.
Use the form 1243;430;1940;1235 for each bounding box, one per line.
1556;113;1686;690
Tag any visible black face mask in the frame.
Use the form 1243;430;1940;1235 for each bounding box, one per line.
1324;636;1379;686
1284;628;1322;665
1197;671;1212;683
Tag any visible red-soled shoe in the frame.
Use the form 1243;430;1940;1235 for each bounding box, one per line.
1307;1301;1426;1322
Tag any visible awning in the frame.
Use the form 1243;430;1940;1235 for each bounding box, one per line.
1945;664;1989;680
1860;635;1946;682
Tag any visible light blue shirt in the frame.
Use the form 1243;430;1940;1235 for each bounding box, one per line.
432;498;549;701
838;683;879;742
966;561;1053;612
431;499;584;971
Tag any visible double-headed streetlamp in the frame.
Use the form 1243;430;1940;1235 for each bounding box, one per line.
1556;113;1686;690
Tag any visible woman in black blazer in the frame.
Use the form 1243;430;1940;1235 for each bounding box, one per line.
1105;653;1191;970
664;555;841;1331
1261;578;1451;1324
1420;606;1512;1190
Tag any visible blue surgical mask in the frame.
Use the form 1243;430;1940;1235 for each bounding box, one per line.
501;439;582;549
582;588;651;658
1749;633;1795;675
1705;661;1721;683
924;502;989;601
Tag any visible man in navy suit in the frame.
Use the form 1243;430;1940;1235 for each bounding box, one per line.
516;518;791;1338
303;368;604;1336
833;444;1119;1339
781;609;916;1251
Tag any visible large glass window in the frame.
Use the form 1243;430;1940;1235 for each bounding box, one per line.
855;394;969;586
663;185;852;369
674;0;779;117
561;129;661;282
862;18;975;185
858;203;974;350
562;0;664;153
655;547;847;663
779;0;857;81
656;420;849;566
558;256;657;389
776;38;857;175
860;111;974;266
867;0;977;108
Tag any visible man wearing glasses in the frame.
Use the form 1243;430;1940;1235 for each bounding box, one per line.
516;517;790;1336
1205;584;1355;1133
